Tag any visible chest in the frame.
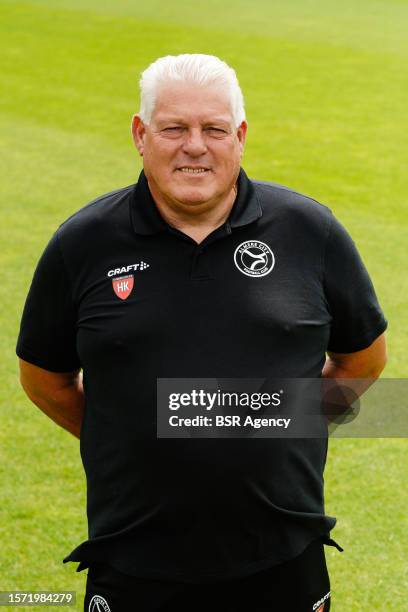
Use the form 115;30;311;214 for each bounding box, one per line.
72;230;331;374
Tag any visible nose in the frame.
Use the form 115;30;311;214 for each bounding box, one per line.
182;128;208;157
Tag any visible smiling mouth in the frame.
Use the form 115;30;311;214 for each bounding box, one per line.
177;167;210;174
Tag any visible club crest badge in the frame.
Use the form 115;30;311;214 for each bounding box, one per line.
112;274;134;300
313;590;330;611
234;240;275;277
89;594;111;611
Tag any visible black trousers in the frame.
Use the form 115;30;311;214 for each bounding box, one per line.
84;538;331;611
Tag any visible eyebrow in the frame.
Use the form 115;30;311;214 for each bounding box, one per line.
155;116;233;126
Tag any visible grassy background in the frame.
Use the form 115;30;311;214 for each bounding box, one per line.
1;0;407;609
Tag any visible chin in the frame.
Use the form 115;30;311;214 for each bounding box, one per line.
173;188;212;206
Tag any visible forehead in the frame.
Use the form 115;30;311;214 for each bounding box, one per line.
151;81;234;124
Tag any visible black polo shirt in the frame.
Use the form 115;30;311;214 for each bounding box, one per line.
16;168;387;583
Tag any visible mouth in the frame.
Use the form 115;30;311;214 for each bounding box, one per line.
176;166;211;175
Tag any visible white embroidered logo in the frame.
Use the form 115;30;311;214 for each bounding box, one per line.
107;262;149;277
312;590;331;610
89;594;111;612
234;241;275;277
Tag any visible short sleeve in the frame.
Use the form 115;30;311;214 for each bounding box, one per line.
324;213;388;353
16;230;81;372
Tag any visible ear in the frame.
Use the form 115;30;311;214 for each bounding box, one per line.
131;114;147;156
236;120;248;156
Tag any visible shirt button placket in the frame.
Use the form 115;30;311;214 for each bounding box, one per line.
191;245;212;280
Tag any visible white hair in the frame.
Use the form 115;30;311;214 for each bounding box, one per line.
139;53;246;127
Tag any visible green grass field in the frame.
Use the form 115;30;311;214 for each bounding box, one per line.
1;1;407;609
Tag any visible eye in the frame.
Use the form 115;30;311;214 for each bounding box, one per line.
162;126;184;133
205;127;228;136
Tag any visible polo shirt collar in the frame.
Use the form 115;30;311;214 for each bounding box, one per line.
130;167;262;236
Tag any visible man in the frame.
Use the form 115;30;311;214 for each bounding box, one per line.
17;54;387;611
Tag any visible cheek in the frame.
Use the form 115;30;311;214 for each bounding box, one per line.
218;141;241;160
218;148;241;171
144;146;173;174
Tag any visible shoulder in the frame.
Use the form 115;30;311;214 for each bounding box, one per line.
57;184;135;241
253;178;332;217
251;178;335;243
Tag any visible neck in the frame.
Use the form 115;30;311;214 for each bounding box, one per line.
148;183;238;244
